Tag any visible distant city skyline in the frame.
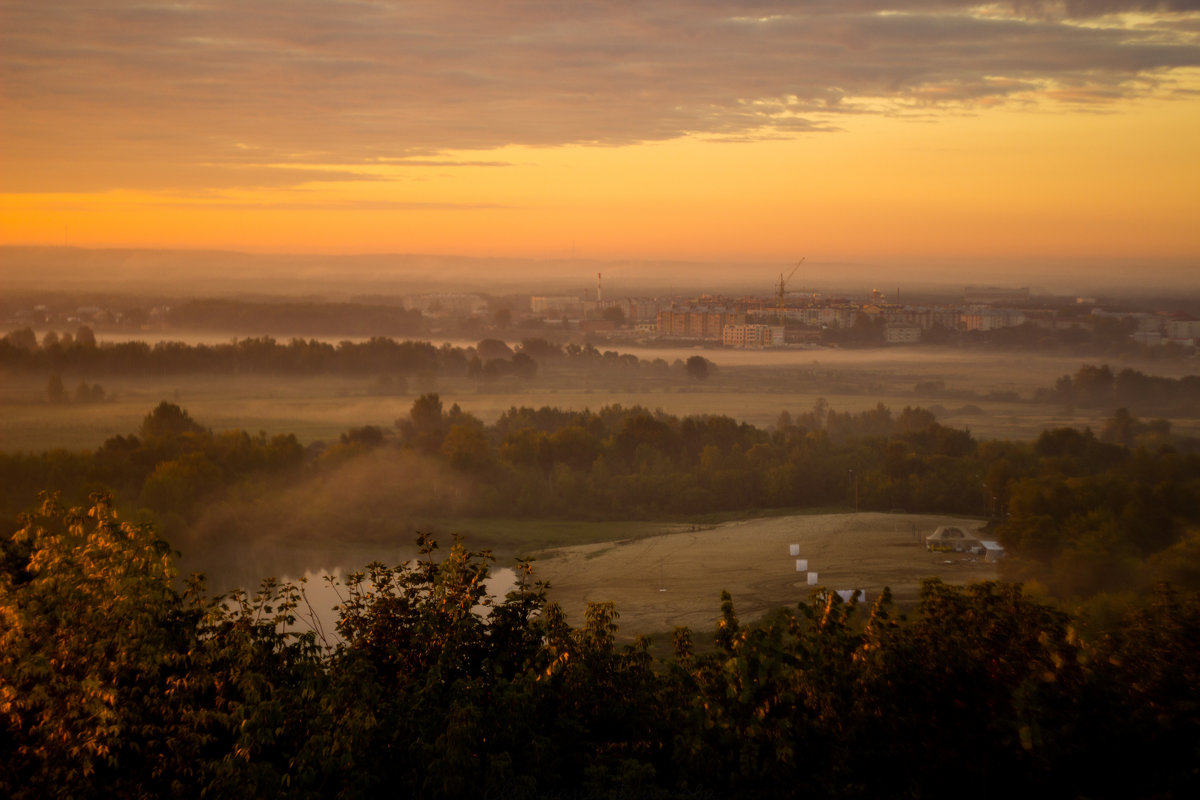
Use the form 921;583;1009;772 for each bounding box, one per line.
2;2;1198;285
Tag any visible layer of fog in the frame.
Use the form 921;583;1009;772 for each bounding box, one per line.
3;343;1196;454
174;447;477;595
173;445;523;642
13;326;1115;375
36;329;1178;377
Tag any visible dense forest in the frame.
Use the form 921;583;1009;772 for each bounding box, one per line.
2;494;1198;798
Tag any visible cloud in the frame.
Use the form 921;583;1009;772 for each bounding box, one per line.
150;199;511;211
1014;1;1200;18
0;162;384;194
3;1;1198;192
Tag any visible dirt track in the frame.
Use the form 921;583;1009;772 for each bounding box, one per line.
531;512;997;637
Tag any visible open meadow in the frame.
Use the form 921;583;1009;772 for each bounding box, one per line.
200;511;995;643
3;343;1196;452
530;511;995;637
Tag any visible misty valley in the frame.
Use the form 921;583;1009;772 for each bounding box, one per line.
3;321;1200;798
6;0;1200;792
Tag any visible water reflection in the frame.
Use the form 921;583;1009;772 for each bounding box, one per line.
287;566;518;646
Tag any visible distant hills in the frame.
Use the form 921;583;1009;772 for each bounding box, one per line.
2;245;1197;302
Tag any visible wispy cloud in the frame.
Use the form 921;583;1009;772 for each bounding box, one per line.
151;199;511;211
3;1;1198;192
0;162;383;194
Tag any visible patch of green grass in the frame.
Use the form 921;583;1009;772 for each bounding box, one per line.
422;517;687;561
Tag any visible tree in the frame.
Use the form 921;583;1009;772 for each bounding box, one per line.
4;490;1200;798
601;306;626;326
340;425;385;448
511;351;538;380
329;535;565;796
74;381;105;404
518;338;562;360
441;423;492;471
549;426;602;472
399;392;447;453
1073;363;1115;407
138;451;223;515
684;355;711;381
140;401;206;441
0;494;206;796
4;327;37;351
476;338;513;361
45;374;67;404
481;358;516;382
499;427;553;473
1100;407;1137;446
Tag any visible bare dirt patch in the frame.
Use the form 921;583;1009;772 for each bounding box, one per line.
531;512;996;637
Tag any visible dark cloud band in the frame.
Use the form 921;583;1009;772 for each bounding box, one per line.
2;1;1198;192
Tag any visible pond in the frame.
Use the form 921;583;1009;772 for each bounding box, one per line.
281;566;520;647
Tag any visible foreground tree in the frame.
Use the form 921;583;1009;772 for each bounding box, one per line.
0;494;330;798
0;494;205;796
4;494;1199;798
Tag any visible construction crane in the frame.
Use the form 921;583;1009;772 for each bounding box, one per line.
776;257;805;326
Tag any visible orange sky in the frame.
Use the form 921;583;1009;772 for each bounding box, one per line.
2;2;1198;281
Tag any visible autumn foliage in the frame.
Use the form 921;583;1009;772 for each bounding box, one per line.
3;495;1198;798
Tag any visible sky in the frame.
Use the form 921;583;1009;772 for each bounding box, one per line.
2;1;1199;285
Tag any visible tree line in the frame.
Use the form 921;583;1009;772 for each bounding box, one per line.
3;397;1199;608
2;495;1197;798
0;331;710;384
1034;363;1200;416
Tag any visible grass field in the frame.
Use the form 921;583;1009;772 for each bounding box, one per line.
169;511;685;598
426;517;696;562
227;511;995;645
529;511;996;638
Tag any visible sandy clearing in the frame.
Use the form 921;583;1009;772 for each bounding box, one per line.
531;512;997;637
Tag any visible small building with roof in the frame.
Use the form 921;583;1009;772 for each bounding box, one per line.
979;540;1006;562
925;525;981;553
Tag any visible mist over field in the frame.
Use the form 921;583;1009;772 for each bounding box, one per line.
174;448;472;593
5;0;1200;791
